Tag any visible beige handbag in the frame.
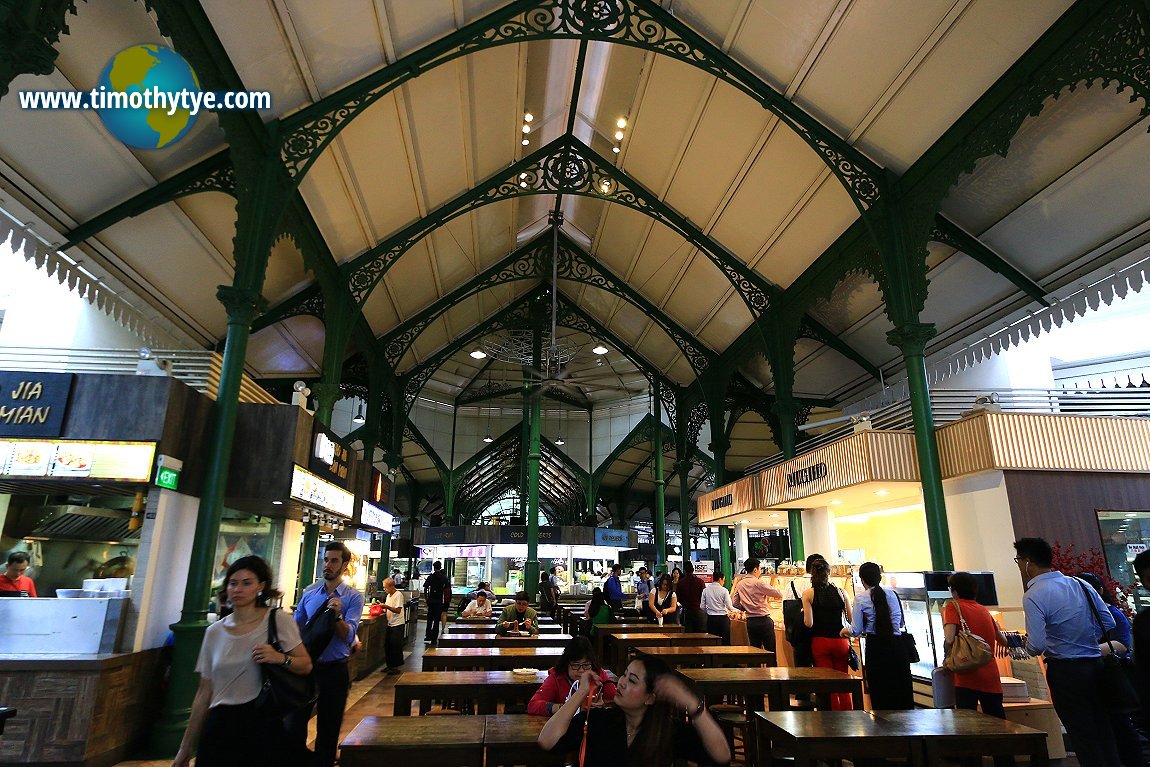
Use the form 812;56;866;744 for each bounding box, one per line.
942;600;994;674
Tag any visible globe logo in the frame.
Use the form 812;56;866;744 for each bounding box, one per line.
95;45;199;150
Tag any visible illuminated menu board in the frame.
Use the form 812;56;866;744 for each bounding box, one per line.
359;501;394;533
290;465;354;518
0;439;156;482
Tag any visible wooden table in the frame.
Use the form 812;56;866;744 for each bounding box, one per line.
603;632;719;672
437;633;575;649
393;670;547;715
483;714;565;767
452;616;556;625
422;647;564;671
595;622;683;659
636;645;774;668
755;710;923;767
445;624;565;635
340;715;486;766
677;667;864;713
874;709;1049;766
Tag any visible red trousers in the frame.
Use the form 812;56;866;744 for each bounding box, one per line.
810;636;854;710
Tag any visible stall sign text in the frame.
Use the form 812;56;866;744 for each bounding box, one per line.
786;462;828;488
0;372;73;438
711;494;733;511
310;427;350;485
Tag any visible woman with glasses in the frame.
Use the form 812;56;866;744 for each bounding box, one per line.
528;636;617;716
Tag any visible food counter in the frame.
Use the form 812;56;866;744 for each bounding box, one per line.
349;591;418;681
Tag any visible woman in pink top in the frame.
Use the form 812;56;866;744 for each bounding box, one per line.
731;558;783;652
528;636;617;716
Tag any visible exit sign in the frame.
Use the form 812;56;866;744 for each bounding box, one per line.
155;466;180;490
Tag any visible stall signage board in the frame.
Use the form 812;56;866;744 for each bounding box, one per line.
423;526;466;545
290;465;354;518
359;501;394;533
498;526;563;544
0;372;73;438
0;438;155;482
371;469;392;506
594;528;629;547
786;462;827;488
694;560;714;583
309;426;351;486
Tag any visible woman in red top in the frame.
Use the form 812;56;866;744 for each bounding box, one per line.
942;572;1013;767
528;636;617;717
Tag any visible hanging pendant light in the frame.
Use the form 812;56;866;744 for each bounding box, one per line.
352;402;365;424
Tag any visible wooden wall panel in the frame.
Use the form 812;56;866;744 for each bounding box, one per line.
226;403;303;499
1003;471;1150;555
158;379;215;497
61;375;171;441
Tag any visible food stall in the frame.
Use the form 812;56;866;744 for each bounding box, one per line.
0;371;215;767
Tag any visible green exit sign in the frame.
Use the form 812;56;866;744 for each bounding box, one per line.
156;466;180;490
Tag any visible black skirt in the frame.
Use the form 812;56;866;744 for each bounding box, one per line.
863;634;914;710
197;700;300;767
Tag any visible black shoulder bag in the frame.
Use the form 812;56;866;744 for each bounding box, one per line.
256;609;318;717
300;592;338;660
891;590;920;663
1076;579;1140;713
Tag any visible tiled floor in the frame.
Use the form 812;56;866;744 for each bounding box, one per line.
115;623;1089;766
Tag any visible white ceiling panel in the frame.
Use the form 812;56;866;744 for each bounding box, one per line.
728;0;841;90
296;149;372;259
282;0;388;95
360;282;402;336
754;176;858;288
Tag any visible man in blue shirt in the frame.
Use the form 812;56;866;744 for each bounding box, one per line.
291;541;364;767
604;563;625;611
1014;537;1120;767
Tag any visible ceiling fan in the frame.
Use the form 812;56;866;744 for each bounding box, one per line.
521;209;647;401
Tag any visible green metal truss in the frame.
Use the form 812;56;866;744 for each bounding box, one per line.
0;0;77;98
930;217;1051;306
273;0;884;211
378;228;716;374
398;285;680;420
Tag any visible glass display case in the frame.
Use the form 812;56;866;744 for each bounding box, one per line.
883;571;999;680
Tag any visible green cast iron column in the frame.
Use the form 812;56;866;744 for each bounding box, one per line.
788;509;805;561
150;286;266;754
678;460;692;564
652;384;667;568
524;332;543;598
889;322;953;570
711;432;733;583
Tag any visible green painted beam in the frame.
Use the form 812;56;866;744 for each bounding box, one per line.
931;214;1050;307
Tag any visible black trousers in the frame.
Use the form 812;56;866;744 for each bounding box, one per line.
955;687;1015;767
384;622;405;669
1045;658;1121;767
199;700;296;767
683;607;707;634
706;613;731;645
288;661;350;767
862;634;913;710
425;601;444;640
746;615;776;652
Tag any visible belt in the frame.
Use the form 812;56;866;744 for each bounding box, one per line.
1044;656;1100;664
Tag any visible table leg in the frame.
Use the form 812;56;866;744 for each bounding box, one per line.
1030;738;1050;767
393;690;412;716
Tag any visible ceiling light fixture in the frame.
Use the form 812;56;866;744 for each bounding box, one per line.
592;344;609;355
352;403;365;424
522;138;530;146
616;117;627;129
555;435;565;446
830;499;843;505
612;146;620;154
470;349;487;359
483;433;494;443
614;130;624;141
874;489;890;497
521;124;530;133
272;500;283;505
524;112;534;123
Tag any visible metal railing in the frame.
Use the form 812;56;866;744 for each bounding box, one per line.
0;346;279;404
745;387;1150;474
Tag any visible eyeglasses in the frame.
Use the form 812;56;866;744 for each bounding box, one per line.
569;662;594;671
1013;557;1024;563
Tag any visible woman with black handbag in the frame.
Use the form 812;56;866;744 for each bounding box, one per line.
174;556;313;767
842;561;913;710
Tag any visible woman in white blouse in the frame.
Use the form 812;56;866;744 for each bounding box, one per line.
174;556;313;767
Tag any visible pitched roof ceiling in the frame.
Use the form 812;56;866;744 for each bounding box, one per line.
2;0;1148;408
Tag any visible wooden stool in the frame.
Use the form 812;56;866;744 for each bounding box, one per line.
709;704;750;765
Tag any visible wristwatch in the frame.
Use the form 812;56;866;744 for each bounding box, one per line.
687;700;706;720
282;653;292;667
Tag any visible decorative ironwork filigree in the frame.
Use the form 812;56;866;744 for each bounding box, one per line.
347;137;771;315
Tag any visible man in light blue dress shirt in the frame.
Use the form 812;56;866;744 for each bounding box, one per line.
291;541;364;767
1014;537;1120;767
